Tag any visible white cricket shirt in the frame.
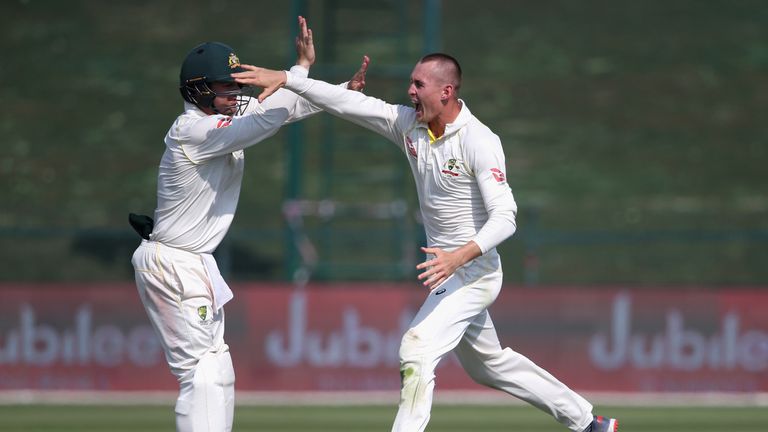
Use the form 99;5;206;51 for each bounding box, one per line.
284;72;518;268
150;66;319;254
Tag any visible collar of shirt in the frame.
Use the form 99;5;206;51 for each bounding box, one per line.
183;101;207;117
417;99;472;143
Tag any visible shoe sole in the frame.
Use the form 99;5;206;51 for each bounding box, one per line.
609;418;618;431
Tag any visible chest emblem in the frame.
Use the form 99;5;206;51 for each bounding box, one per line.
197;305;208;321
441;158;462;177
405;136;418;158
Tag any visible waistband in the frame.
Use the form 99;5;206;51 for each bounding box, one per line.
139;239;208;261
137;240;232;311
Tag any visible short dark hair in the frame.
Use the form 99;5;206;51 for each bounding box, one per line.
418;53;462;92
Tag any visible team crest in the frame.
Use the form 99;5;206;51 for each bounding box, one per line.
228;52;241;69
197;305;208;321
441;158;461;177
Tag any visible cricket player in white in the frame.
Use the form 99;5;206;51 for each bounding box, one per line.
233;54;618;432
131;17;368;432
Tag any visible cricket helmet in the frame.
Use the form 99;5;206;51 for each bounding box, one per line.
179;41;250;114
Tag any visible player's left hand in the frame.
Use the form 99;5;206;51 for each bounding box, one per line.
347;55;370;92
417;246;464;290
295;15;315;68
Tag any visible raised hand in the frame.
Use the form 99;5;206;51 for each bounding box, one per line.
347;55;370;92
295;15;315;68
231;65;286;103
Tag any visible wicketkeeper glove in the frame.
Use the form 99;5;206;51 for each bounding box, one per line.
128;213;154;240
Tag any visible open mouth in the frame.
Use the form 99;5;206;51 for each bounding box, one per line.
413;101;423;116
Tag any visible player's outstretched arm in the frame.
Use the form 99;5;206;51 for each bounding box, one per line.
236;54;369;101
235;58;407;145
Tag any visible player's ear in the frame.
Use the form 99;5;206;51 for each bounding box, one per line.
441;84;454;101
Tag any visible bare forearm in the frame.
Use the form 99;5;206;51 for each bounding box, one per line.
453;241;482;267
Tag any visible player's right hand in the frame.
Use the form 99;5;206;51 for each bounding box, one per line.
232;65;286;103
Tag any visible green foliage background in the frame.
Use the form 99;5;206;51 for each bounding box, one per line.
1;0;766;284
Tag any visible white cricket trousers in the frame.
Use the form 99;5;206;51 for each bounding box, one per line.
392;265;593;432
132;240;235;432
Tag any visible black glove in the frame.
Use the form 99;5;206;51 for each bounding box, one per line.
128;213;154;240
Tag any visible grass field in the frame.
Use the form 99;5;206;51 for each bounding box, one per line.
2;404;767;431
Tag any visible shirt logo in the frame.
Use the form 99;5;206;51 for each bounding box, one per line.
405;136;417;158
197;306;208;321
216;117;232;128
490;168;506;183
441;158;461;177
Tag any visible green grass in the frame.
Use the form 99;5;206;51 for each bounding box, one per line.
2;404;767;431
